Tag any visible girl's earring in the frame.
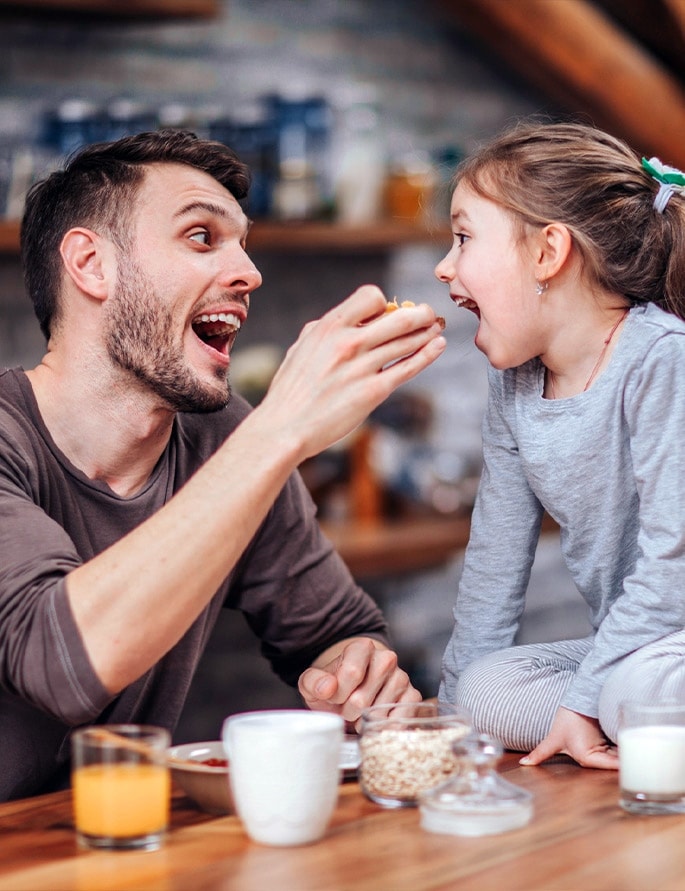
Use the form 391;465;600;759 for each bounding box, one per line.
535;279;548;296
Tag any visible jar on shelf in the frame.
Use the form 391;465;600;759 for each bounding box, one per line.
384;152;437;223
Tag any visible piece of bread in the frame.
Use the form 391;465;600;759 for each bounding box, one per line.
385;297;445;329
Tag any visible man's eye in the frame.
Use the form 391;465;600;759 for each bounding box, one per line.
189;230;210;246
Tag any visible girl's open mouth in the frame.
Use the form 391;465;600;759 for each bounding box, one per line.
452;296;480;317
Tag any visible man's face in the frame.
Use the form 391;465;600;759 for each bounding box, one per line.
103;163;262;412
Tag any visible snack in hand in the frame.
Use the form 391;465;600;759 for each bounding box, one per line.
385;297;445;329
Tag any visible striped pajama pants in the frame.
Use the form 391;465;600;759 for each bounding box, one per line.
452;630;685;750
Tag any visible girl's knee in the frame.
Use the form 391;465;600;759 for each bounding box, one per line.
454;650;516;706
599;639;685;743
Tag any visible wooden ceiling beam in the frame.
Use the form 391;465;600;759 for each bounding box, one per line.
662;0;685;39
437;0;685;168
594;0;685;79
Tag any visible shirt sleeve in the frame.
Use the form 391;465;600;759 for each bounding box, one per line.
225;469;389;687
440;366;544;703
560;334;685;715
0;434;111;724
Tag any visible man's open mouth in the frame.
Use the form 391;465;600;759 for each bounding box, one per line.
192;312;242;355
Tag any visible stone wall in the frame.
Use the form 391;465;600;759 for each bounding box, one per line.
0;0;548;367
0;0;588;741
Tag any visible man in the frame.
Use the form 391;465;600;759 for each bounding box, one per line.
0;129;446;800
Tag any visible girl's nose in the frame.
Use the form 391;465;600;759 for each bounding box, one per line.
434;252;454;284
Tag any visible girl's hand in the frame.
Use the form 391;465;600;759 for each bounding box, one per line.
519;706;619;770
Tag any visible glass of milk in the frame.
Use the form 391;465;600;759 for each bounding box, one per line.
618;701;685;814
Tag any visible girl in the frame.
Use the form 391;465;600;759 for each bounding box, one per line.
435;121;685;769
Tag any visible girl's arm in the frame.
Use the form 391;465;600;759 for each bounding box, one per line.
440;366;543;702
560;333;685;717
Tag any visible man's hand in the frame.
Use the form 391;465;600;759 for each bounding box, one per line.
258;284;446;464
519;706;619;770
298;637;422;726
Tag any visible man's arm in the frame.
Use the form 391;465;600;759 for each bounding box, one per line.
67;285;445;694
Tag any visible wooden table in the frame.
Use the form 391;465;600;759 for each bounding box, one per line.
2;755;685;891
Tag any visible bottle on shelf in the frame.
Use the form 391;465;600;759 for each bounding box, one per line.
43;98;102;156
266;92;333;221
103;97;157;141
210;101;278;219
331;85;386;226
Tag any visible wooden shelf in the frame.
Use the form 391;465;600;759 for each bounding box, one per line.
320;514;472;579
0;220;20;254
247;220;450;253
0;0;218;16
0;218;450;256
321;510;561;579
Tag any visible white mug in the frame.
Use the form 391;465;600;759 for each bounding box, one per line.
222;709;344;846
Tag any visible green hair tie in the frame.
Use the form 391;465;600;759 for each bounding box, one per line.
642;156;685;212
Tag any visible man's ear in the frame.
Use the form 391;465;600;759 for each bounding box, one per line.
533;221;573;282
59;228;113;300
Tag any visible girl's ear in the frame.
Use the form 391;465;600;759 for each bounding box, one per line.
59;228;113;301
534;221;573;282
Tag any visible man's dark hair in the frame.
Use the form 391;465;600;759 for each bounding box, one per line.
20;128;251;340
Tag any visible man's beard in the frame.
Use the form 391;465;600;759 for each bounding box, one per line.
104;258;231;414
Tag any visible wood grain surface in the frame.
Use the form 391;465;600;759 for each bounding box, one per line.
1;754;685;890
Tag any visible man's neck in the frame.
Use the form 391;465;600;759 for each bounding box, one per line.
25;357;175;497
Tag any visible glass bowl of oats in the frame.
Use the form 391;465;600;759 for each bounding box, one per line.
359;701;471;808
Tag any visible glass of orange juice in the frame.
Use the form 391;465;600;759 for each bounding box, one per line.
71;724;171;851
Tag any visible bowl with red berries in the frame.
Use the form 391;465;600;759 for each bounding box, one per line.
167;740;232;815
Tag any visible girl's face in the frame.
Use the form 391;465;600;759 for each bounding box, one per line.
435;182;547;369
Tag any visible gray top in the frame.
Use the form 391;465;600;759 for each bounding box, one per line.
440;303;685;717
0;369;387;801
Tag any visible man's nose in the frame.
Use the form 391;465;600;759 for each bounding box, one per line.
220;248;263;292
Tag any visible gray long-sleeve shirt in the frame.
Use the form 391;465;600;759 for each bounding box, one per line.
440;303;685;717
0;369;387;801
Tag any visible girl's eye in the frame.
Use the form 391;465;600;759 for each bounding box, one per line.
455;232;470;247
189;229;210;246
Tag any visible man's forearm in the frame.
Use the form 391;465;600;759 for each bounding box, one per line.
67;407;304;693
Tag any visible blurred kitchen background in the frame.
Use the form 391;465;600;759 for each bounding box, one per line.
1;0;682;743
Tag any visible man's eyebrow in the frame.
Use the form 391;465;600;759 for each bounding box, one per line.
173;200;252;239
174;200;231;221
